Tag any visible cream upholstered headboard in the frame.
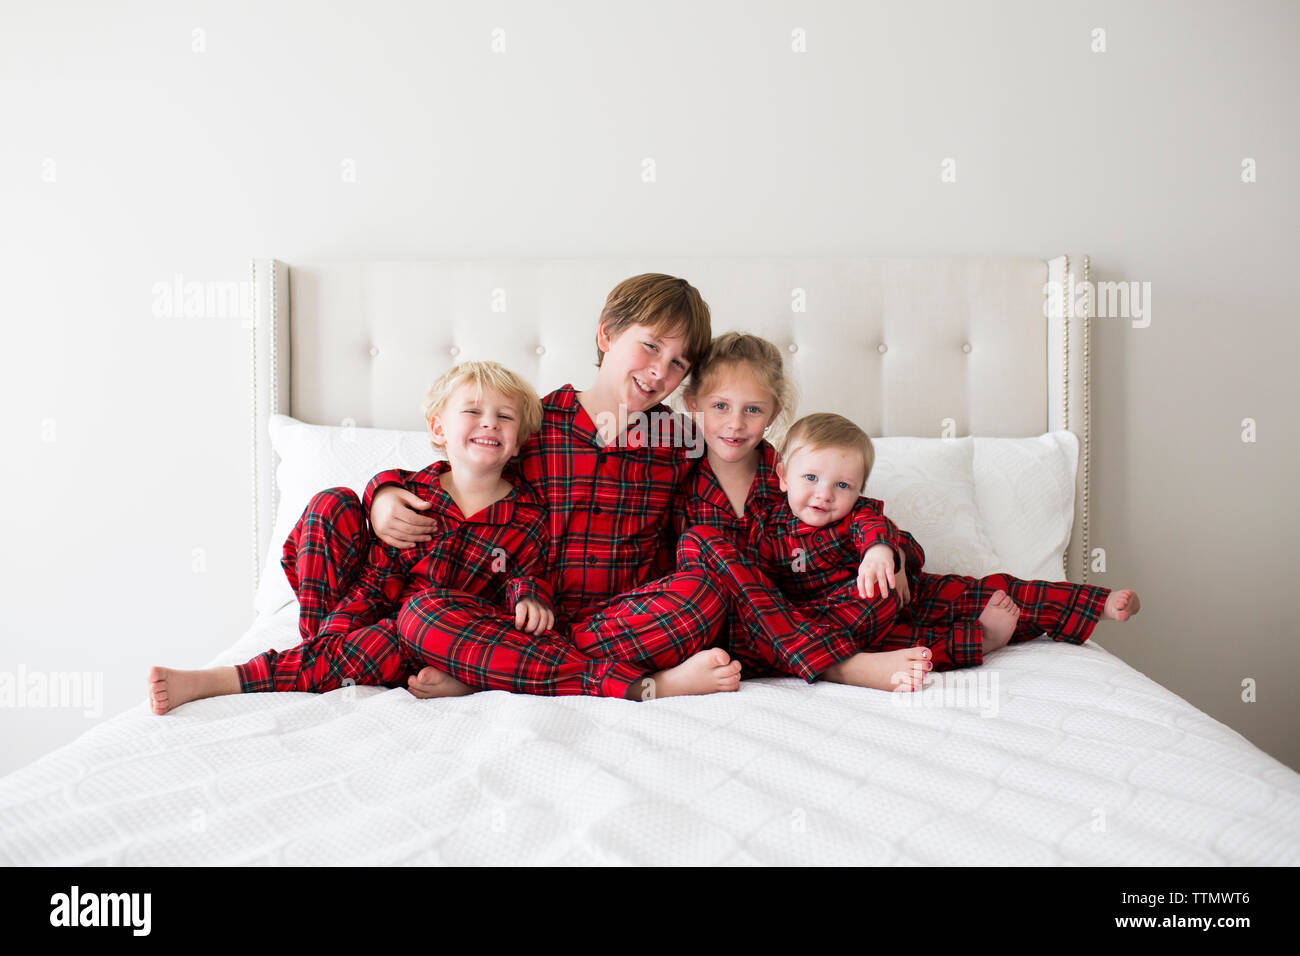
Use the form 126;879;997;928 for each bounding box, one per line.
250;256;1092;587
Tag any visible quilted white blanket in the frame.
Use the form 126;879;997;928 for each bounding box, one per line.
2;607;1298;865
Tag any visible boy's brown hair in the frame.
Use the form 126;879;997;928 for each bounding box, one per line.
596;274;712;369
779;412;875;491
682;331;797;431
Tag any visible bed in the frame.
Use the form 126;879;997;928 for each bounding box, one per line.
3;257;1298;866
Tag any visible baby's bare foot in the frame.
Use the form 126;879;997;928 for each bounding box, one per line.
407;666;474;699
979;590;1021;652
1104;589;1141;622
821;646;932;692
147;665;240;715
641;648;742;699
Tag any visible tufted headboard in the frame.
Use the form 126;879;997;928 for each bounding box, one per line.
250;256;1092;587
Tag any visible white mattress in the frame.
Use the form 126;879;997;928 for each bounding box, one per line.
2;606;1299;866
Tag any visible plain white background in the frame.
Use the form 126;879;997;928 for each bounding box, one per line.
1;0;1296;775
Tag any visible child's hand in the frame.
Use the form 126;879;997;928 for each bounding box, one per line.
514;598;555;635
371;486;437;549
857;543;897;600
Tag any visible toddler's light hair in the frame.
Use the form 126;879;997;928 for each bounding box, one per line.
779;412;875;491
681;332;798;435
421;361;542;450
596;273;712;370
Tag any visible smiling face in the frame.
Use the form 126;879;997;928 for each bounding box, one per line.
776;443;867;526
596;320;692;412
685;363;779;465
429;383;522;473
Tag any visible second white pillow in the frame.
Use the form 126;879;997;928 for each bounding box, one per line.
865;436;1001;578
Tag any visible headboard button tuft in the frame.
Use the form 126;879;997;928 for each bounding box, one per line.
368;346;379;357
877;343;888;354
961;343;972;354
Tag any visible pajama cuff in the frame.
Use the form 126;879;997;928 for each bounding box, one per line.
1053;584;1111;645
600;662;652;700
235;653;274;694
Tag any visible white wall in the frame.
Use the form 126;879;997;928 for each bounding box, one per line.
2;0;1296;775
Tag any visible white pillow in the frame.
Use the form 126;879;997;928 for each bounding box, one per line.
865;437;1001;577
972;432;1078;581
254;415;441;615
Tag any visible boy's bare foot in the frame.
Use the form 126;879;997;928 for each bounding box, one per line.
1104;589;1141;622
407;666;475;699
638;648;742;699
147;665;240;715
979;590;1021;652
821;646;931;692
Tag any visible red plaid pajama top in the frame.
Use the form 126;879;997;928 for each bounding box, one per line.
327;459;552;636
370;384;701;628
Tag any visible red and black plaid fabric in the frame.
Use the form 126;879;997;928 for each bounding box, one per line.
397;588;651;697
671;439;784;546
673;525;895;681
751;495;1110;671
279;487;369;643
370;384;729;683
237;461;551;694
872;571;1111;669
752;496;908;600
516;385;702;625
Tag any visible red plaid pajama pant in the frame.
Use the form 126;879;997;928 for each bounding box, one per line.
564;570;730;673
869;572;1111;670
674;526;900;682
237;488;414;694
395;589;651;697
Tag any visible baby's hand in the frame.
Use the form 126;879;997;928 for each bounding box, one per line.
514;598;554;635
857;543;897;600
371;486;437;549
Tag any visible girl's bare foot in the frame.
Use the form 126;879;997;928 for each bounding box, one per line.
147;665;240;715
1104;589;1141;621
407;666;475;699
979;590;1021;652
821;646;932;692
638;648;742;699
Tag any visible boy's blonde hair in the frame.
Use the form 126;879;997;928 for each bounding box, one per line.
779;413;875;491
596;273;712;369
682;332;797;432
421;361;543;450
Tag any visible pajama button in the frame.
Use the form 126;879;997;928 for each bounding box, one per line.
962;343;972;353
586;555;597;565
592;505;603;514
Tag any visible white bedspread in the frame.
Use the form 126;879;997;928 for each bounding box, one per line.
2;606;1298;866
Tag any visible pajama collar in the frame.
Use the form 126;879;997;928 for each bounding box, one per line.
549;383;690;453
410;458;534;526
695;439;784;518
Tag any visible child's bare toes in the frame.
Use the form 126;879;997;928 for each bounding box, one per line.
650;648;741;698
1104;589;1141;622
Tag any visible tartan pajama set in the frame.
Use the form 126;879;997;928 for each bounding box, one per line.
375;384;731;694
753;496;1113;671
669;440;899;681
237;460;647;697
